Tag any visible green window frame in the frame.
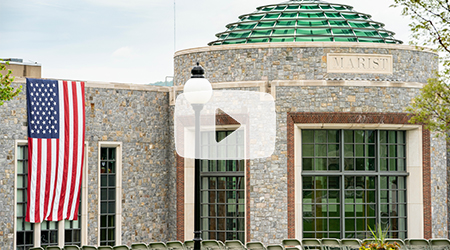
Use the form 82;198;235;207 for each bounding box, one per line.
302;130;407;239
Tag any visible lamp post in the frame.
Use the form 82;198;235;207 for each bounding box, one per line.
183;62;213;250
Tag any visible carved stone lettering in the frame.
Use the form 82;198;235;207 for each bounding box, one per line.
327;53;393;74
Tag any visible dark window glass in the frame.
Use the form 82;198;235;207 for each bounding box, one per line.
302;130;407;239
100;147;116;246
16;145;35;250
41;221;58;247
201;130;245;243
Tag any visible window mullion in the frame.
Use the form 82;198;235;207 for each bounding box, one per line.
376;130;382;229
340;129;345;237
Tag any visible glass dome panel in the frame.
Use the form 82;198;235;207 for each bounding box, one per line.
299;12;325;18
297;28;331;35
273;29;295;36
329;20;347;27
251;30;273;36
358;38;384;43
277;20;297;27
349;22;371;28
271;37;295;42
236;23;257;30
342;14;361;19
332;5;347;10
325;12;342;18
248;38;269;43
300;5;320;10
298;20;328;27
248;15;265;21
287;5;300;10
334;37;357;42
258;21;276;27
228;32;252;38
262;7;274;11
209;0;402;45
223;39;246;44
332;29;354;36
266;13;281;19
354;30;379;37
281;13;298;18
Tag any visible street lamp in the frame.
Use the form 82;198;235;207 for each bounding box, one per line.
184;62;213;250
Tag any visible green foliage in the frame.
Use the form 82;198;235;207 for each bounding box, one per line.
359;225;400;250
407;77;450;136
369;224;389;245
391;0;450;63
0;60;22;105
392;0;450;133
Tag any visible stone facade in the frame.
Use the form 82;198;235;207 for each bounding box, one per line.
174;42;446;244
0;42;447;249
0;81;176;249
174;43;437;86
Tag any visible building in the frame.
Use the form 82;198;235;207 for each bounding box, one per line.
0;0;446;249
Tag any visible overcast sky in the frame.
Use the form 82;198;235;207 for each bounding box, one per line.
0;0;412;84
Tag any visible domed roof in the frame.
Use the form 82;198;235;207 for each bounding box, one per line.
208;0;402;46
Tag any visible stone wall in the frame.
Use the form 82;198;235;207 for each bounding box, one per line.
174;43;437;86
430;132;448;238
0;81;173;248
248;85;426;244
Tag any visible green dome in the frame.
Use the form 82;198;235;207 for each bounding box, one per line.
208;0;402;46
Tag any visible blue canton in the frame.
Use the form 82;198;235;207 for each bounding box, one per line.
27;79;60;139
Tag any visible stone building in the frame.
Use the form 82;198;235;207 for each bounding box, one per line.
0;0;447;249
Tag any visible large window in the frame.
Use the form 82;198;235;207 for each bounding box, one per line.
16;145;34;250
302;130;407;239
16;143;87;249
100;147;117;246
200;131;245;243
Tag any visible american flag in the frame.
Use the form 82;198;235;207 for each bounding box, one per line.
26;78;85;223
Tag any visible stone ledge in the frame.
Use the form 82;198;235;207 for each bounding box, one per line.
13;77;171;92
174;42;437;57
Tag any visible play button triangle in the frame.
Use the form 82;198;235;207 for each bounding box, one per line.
215;108;241;143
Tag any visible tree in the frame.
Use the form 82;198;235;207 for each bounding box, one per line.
392;0;450;135
0;60;22;105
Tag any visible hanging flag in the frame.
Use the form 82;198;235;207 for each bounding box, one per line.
26;78;85;223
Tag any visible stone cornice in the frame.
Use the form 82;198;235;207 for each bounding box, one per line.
174;42;437;57
13;77;171;92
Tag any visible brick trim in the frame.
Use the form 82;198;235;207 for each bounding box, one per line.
286;112;431;239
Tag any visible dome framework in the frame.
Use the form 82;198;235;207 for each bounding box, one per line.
208;0;402;46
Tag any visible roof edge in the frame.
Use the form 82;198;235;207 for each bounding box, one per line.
174;42;436;57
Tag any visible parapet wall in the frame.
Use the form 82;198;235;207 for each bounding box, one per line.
174;42;437;86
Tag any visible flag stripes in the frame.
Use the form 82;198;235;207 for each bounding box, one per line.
26;79;85;223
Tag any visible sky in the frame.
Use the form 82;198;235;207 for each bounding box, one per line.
0;0;413;84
